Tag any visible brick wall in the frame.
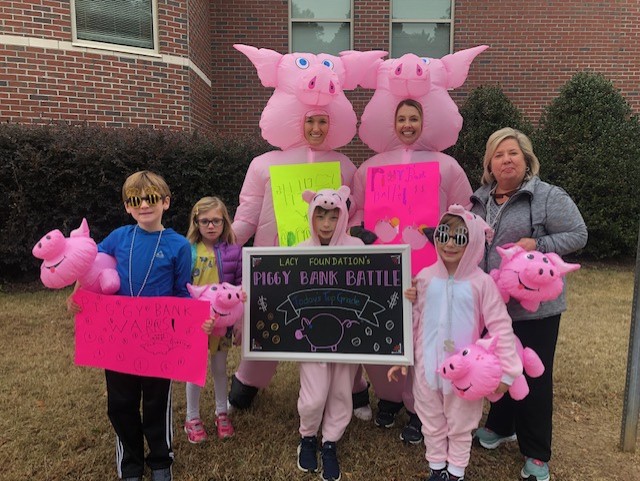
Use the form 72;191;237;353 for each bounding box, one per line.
452;0;640;122
2;0;640;163
0;0;212;132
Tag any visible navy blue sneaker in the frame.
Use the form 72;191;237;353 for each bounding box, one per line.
297;436;318;473
321;441;341;481
426;468;446;481
400;412;423;444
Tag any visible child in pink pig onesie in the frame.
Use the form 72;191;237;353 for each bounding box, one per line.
295;186;363;481
349;47;487;442
228;44;385;410
388;205;522;481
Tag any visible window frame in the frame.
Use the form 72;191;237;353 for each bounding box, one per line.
289;0;354;54
389;0;455;58
70;0;160;57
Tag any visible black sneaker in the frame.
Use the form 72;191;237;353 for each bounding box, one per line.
228;374;259;410
426;468;446;481
400;411;423;444
374;399;403;428
321;441;341;481
297;436;318;473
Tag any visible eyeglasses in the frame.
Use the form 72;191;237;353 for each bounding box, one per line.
434;224;469;247
125;194;162;208
196;218;224;227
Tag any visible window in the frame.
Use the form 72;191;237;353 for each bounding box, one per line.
72;0;157;52
290;1;352;55
391;0;453;58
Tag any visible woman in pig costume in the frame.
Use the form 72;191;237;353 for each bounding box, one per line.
349;46;487;442
228;44;386;410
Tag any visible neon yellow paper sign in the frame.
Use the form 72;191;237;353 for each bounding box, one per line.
270;162;341;246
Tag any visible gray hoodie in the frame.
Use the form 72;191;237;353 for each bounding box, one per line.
470;176;587;321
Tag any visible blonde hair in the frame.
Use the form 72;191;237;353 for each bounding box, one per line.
481;127;540;185
186;196;236;245
122;170;170;202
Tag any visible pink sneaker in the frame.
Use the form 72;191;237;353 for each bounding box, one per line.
216;413;235;439
184;418;207;444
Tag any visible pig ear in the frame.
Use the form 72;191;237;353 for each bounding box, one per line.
441;45;488;89
497;243;521;261
187;283;208;299
337;185;351;199
302;190;316;204
339;50;387;89
302;317;310;326
70;218;90;238
545;253;581;275
476;336;499;353
234;44;282;88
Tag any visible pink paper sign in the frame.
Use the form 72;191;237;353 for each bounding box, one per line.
73;289;210;386
364;162;440;275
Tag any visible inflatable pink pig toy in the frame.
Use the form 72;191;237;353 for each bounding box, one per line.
187;282;244;337
490;244;581;312
439;336;544;402
32;218;119;294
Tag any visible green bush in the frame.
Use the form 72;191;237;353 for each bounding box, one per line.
447;85;533;190
0;124;271;282
535;72;640;259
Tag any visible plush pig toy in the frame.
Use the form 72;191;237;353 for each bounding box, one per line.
32;218;119;294
187;282;244;337
439;336;545;402
490;244;581;312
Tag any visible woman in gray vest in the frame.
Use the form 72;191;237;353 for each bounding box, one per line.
470;128;587;481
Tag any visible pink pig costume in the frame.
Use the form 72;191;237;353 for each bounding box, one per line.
350;47;486;424
297;186;364;442
229;44;386;408
412;205;522;478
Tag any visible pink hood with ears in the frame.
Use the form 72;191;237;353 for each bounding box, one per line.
358;45;488;153
299;185;363;247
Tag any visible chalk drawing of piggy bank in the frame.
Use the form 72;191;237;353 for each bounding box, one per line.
295;313;359;352
490;244;581;312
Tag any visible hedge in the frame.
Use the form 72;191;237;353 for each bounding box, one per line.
0;124;271;282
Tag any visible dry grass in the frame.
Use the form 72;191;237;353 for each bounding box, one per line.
1;265;639;481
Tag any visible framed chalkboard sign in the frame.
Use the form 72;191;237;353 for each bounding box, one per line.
242;245;413;365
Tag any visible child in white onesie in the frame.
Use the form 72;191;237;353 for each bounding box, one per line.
389;205;523;481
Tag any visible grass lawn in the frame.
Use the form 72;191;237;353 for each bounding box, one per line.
0;265;638;480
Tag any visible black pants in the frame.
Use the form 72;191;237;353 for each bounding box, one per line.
484;315;561;462
105;370;173;478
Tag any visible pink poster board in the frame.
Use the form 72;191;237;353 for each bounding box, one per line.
364;162;440;275
73;289;210;386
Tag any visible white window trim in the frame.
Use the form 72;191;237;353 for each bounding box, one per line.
70;0;160;58
389;0;455;58
288;0;354;53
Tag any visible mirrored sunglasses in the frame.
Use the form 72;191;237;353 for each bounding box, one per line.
126;193;162;208
434;224;469;247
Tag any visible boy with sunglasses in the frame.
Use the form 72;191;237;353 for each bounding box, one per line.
388;205;522;481
68;170;191;481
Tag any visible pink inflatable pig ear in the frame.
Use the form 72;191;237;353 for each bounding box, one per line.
235;44;385;151
359;45;488;153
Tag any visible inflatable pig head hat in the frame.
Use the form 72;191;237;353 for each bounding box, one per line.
358;45;488;153
234;44;387;150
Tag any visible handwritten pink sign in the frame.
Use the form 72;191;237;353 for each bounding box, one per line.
364;162;440;275
73;289;210;386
